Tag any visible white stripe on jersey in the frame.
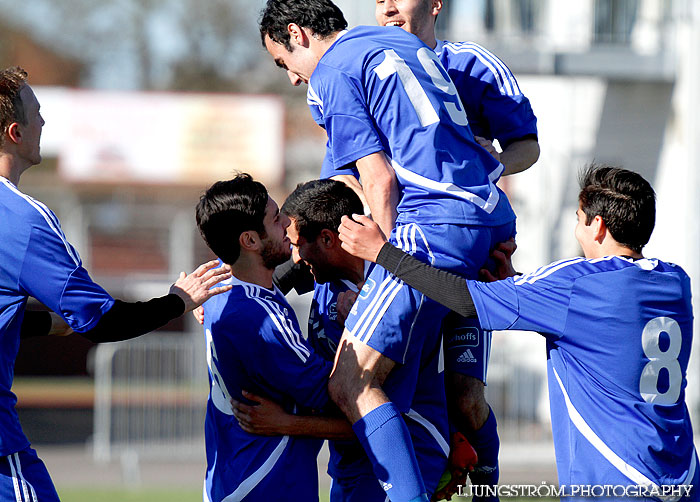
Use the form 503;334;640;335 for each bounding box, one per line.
552;366;658;487
350;275;402;343
1;177;81;267
439;42;521;97
222;436;290;502
349;226;418;343
349;224;430;360
244;286;310;362
306;84;324;115
405;409;449;458
391;159;504;214
401;225;435;362
268;301;310;358
12;454;36;502
514;257;588;286
6;455;22;502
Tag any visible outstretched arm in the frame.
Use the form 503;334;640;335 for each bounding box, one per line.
81;260;231;343
338;214;477;317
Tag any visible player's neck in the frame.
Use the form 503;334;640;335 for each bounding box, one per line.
585;241;643;260
0;152;24;186
230;256;275;290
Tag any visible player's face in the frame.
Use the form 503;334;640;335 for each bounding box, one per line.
260;197;292;269
375;0;441;45
287;218;336;284
16;84;45;166
264;35;317;86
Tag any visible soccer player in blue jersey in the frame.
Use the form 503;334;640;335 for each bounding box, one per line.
260;1;516;500
373;1;539;496
0;66;231;502
196;175;356;502
338;165;699;501
230;179;450;502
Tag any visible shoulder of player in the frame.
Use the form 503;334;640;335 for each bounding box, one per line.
436;40;500;64
0;179;60;227
208;282;284;323
514;255;677;288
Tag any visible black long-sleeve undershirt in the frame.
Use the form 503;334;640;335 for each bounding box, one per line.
21;294;186;342
375;242;478;318
272;258;315;295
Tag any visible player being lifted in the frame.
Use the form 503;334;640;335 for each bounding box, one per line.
370;1;539;496
338;165;698;501
260;1;518;500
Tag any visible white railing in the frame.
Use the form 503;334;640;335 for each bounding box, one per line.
92;333;208;464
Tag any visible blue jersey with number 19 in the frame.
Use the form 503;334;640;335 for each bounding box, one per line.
309;26;515;227
467;256;697;490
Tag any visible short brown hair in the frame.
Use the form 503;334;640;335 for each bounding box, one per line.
0;66;29;146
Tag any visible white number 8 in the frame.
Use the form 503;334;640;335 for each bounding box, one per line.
639;317;682;405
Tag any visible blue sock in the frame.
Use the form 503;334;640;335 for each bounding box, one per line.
352;402;428;502
466;407;500;502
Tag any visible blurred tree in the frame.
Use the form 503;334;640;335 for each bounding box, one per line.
0;0;266;91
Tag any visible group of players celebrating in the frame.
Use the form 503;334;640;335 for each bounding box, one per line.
0;0;697;501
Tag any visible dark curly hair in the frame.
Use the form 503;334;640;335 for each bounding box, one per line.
259;0;347;50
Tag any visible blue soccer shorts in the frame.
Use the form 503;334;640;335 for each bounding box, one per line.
345;220;515;384
0;447;60;502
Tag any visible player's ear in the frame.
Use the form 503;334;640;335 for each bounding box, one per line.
6;122;22;145
319;228;337;248
287;23;307;47
592;215;607;244
239;230;259;252
432;0;443;16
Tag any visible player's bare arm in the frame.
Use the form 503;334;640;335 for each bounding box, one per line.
330;173;369;209
355;152;399;236
499;137;540;176
231;390;354;440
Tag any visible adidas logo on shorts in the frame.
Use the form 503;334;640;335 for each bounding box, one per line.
456;349;477;364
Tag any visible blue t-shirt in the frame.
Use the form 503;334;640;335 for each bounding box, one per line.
435;40;537;146
309;26;515;227
468;256;697;488
203;276;332;502
0;177;114;456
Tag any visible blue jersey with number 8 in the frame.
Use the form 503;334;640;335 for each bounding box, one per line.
308;26;515;227
467;256;697;489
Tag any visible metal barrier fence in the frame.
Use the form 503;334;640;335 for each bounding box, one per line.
92;333;208;463
91;327;553;464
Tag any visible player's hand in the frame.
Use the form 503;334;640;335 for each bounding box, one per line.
432;432;479;501
193;306;205;325
169;260;232;312
475;136;500;163
48;312;74;337
338;214;387;263
479;238;518;282
337;289;359;325
231;390;291;436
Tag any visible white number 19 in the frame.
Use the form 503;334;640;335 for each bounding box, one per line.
374;48;469;128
